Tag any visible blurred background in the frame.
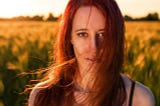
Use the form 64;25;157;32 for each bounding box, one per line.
0;0;160;106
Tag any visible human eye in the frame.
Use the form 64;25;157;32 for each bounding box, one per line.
96;31;104;38
76;31;88;37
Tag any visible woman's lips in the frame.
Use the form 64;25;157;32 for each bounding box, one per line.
85;58;100;62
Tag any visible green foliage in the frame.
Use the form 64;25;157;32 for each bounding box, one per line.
46;13;58;21
0;13;59;21
125;12;159;21
0;36;53;106
145;13;159;21
123;22;160;106
0;21;56;106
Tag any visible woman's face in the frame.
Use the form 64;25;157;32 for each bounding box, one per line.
71;6;105;71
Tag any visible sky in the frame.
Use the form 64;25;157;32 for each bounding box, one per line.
0;0;160;18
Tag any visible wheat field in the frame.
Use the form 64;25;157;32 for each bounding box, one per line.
0;21;160;106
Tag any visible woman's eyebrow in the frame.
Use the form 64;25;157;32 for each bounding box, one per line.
75;28;88;32
97;29;105;32
75;28;104;33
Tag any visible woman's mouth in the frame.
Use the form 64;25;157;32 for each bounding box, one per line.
85;58;99;62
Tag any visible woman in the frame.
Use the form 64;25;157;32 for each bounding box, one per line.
28;0;155;106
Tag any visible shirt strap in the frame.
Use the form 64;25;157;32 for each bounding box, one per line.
129;80;135;106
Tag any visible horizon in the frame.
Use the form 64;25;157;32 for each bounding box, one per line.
0;12;159;20
0;0;160;18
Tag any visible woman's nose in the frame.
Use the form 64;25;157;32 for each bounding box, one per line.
89;36;97;52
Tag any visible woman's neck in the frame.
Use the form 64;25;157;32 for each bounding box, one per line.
76;66;97;91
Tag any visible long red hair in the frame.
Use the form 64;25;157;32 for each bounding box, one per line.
32;0;126;106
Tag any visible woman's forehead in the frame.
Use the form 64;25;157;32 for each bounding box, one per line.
72;6;106;30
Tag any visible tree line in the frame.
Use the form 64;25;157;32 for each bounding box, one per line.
0;13;60;21
0;12;159;21
124;12;159;21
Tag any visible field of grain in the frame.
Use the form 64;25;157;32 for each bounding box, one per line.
124;21;160;106
0;21;160;106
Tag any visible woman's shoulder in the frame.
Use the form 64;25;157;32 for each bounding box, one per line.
133;81;155;106
121;74;155;106
28;81;50;106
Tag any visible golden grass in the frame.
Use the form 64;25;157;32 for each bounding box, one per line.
0;21;160;105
